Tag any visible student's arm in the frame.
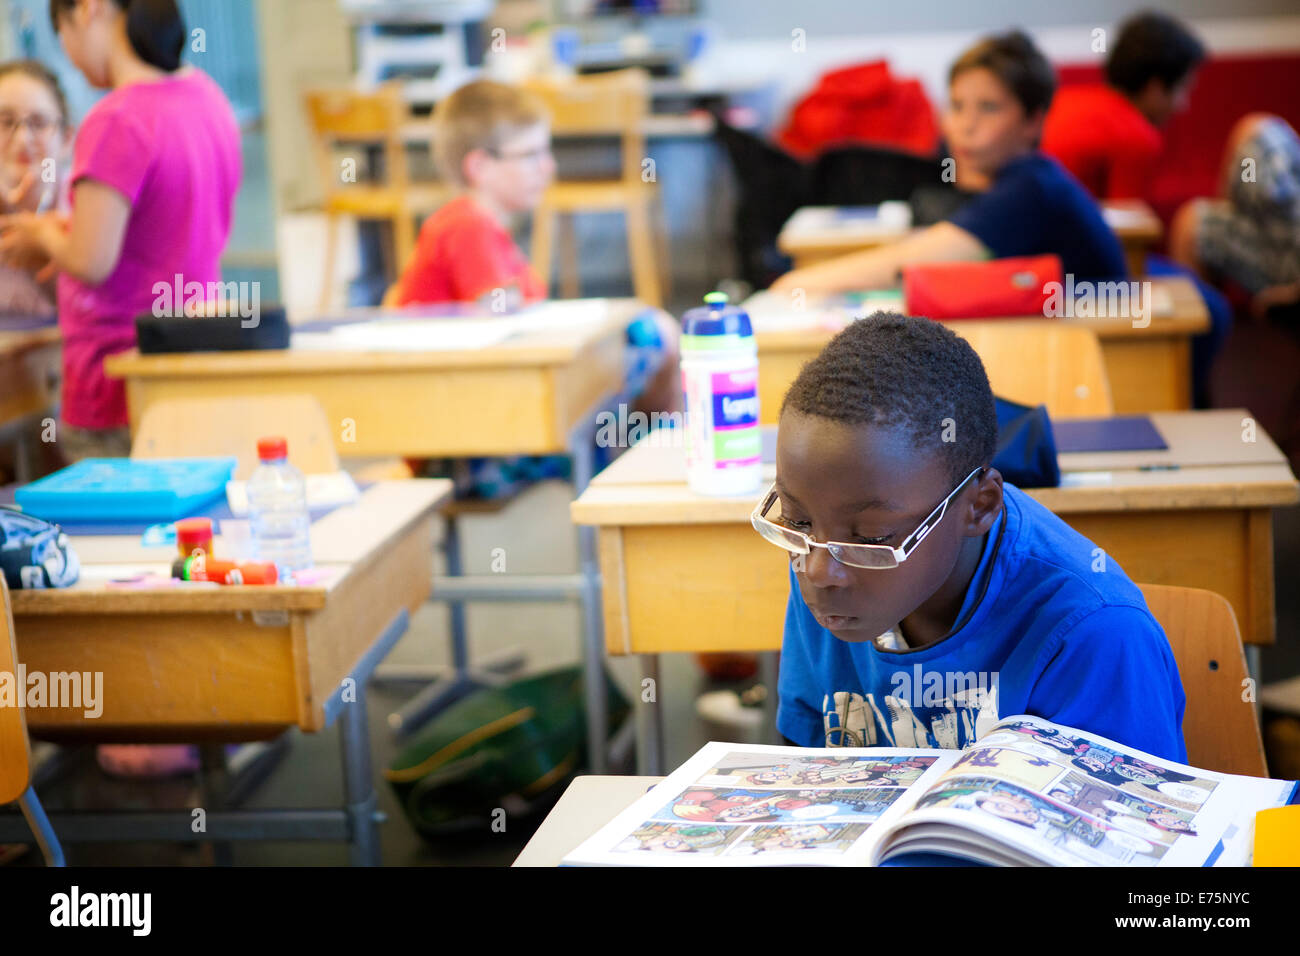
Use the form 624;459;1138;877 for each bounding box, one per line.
769;222;988;295
5;180;130;285
1027;605;1187;764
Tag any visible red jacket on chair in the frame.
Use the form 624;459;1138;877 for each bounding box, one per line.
777;60;940;159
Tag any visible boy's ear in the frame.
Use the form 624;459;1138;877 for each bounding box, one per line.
461;147;490;188
965;467;1004;536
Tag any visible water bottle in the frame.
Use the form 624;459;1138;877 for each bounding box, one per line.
681;292;762;496
247;436;312;582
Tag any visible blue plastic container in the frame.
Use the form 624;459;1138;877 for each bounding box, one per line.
15;457;238;523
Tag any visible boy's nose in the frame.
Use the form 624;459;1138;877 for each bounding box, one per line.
800;544;851;588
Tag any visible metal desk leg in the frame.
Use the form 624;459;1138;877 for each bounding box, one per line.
199;744;234;866
340;678;381;867
571;425;608;773
636;654;665;776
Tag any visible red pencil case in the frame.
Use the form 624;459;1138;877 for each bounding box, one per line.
903;255;1063;319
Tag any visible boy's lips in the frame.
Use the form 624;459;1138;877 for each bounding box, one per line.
810;607;860;629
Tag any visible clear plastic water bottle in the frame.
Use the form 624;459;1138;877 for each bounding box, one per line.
247;436;311;582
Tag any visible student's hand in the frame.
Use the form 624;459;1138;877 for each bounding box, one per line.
1250;281;1300;320
0;170;41;214
0;210;62;280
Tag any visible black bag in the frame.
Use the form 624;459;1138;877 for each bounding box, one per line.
992;396;1061;488
135;306;290;353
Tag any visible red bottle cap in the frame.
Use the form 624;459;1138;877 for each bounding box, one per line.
257;436;288;461
175;517;213;553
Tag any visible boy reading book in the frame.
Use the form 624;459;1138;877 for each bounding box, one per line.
755;314;1187;761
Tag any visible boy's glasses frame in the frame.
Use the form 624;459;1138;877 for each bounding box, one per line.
750;466;984;570
484;145;553;163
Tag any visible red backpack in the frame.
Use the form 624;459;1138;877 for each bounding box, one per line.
777;60;940;159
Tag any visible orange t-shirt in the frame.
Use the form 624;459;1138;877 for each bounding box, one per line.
394;195;547;305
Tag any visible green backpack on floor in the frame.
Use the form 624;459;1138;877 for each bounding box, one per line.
385;667;629;839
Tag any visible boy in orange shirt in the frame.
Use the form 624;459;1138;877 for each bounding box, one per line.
387;81;551;308
388;80;679;496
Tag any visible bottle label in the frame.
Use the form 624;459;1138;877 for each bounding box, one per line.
707;368;760;469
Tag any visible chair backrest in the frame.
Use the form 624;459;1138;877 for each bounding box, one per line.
131;394;340;480
523;69;649;184
1138;583;1268;778
303;83;411;199
952;323;1114;418
0;578;32;805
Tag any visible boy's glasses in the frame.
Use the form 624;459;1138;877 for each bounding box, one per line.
751;467;984;570
485;145;552;163
0;111;61;141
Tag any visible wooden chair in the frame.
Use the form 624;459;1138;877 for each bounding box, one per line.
303;84;450;311
953;323;1114;418
131;394;339;480
1139;583;1268;777
0;578;64;865
525;69;666;307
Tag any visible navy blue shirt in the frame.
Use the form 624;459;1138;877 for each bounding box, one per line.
948;153;1129;281
777;484;1187;762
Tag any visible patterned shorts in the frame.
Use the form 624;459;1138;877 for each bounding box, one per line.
1198;116;1300;294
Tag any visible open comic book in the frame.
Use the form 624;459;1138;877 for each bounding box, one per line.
563;715;1298;867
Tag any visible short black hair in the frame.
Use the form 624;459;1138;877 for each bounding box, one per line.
1106;12;1205;95
949;30;1056;117
781;313;997;486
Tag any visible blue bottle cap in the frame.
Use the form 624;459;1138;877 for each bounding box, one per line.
682;292;753;350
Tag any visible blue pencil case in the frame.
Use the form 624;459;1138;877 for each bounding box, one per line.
15;457;238;523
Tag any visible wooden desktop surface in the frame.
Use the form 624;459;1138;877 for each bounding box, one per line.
571;411;1297;651
15;479;451;740
105;303;636;458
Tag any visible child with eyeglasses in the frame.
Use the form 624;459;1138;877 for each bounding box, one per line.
758;313;1186;760
0;60;70;315
388;79;680;498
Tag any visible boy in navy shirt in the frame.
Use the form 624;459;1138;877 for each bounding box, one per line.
772;30;1126;294
756;314;1186;761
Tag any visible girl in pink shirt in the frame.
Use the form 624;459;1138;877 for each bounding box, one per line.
0;0;241;780
0;0;241;462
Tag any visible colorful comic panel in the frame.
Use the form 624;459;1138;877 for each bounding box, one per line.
914;777;1170;865
725;823;872;857
1043;771;1200;845
987;721;1219;811
611;822;744;856
697;752;939;789
654;786;911;825
942;747;1067;791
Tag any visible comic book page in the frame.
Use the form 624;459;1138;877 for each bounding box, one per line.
869;714;1298;867
562;742;960;866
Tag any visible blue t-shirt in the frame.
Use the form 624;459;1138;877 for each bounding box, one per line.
777;484;1187;762
948;153;1129;281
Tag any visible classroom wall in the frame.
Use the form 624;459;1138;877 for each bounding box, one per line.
255;0;354;215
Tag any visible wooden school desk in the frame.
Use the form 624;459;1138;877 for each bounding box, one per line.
0;317;61;480
571;411;1298;773
0;479;450;864
779;199;1163;278
105;301;638;770
746;276;1209;417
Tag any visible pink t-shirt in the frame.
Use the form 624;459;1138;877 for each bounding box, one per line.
58;69;241;428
